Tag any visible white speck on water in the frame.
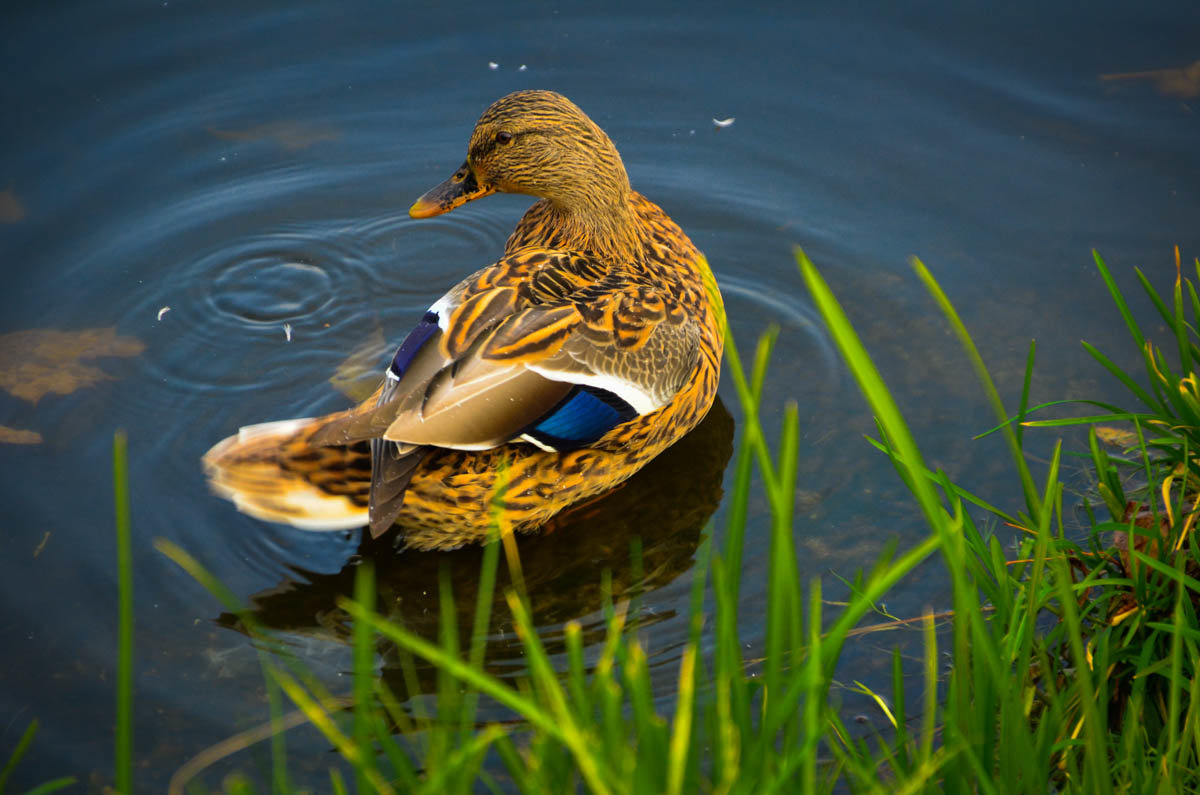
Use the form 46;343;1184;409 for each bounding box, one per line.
157;306;170;321
283;323;293;342
488;61;499;70
518;64;527;71
712;117;735;128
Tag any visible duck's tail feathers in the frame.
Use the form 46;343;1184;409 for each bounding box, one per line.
202;417;372;531
368;439;427;538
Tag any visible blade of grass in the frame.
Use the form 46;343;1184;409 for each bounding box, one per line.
799;578;823;791
269;667;395;795
919;609;938;767
863;435;1020;526
352;562;379;794
154;539;294;793
0;721;48;794
504;590;615;795
372;680;421;789
1041;439;1113;793
1015;339;1036;449
1094;250;1148;353
459;531;502;741
420;725;507;794
329;767;348;795
113;430;133;795
1163;562;1185;789
1081;342;1164;415
431;561;460;767
665;646;696;795
23;778;77;795
764;402;802;731
340;599;580;765
1093;251;1180;418
666;536;710;795
911;256;1041;520
1172;258;1193;378
723;325;782;497
708;553;746;792
724;327;778;598
797;249;946;547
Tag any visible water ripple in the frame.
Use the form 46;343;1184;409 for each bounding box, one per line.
206;248;334;324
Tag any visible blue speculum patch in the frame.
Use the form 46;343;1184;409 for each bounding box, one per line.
524;386;637;450
389;311;440;378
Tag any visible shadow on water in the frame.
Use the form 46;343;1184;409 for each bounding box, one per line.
215;396;734;700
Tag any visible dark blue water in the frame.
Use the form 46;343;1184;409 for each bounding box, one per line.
2;0;1197;788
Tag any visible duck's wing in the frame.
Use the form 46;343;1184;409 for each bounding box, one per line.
309;249;700;534
307;280;575;451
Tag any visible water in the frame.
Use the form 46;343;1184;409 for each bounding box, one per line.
2;0;1197;787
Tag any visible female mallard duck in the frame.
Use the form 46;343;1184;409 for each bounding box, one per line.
204;90;724;551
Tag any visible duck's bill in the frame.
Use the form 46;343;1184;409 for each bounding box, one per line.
409;162;495;218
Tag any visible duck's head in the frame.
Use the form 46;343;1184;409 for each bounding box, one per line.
409;90;631;219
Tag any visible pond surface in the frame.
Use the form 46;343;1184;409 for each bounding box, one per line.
2;0;1198;788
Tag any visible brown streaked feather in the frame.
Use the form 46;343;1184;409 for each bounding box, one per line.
522;252;610;303
442;286;518;358
481;304;579;361
534;316;700;410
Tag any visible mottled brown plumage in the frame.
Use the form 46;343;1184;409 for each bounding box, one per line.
203;90;724;550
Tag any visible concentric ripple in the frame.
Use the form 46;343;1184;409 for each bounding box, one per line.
208;256;333;324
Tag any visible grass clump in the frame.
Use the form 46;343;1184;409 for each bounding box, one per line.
1013;248;1200;783
20;246;1192;791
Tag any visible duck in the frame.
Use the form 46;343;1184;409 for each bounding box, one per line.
203;90;725;551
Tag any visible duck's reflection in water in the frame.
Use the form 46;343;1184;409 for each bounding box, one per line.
218;396;733;701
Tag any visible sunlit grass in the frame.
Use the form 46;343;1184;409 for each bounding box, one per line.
174;248;1200;791
170;247;1198;791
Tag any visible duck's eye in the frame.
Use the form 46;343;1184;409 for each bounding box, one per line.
495;131;513;145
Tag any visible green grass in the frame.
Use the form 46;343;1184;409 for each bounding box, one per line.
8;248;1198;793
150;248;1200;791
114;429;134;795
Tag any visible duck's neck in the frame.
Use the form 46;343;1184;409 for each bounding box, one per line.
553;193;637;251
510;190;639;260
